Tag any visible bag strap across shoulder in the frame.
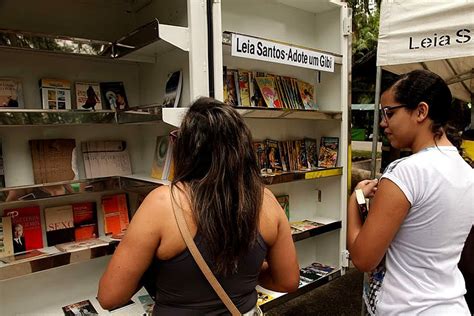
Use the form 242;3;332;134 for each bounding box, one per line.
170;185;241;316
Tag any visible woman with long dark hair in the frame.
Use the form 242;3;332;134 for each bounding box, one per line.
98;97;299;314
348;70;473;315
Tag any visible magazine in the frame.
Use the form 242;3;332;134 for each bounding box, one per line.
162;70;183;108
0;78;23;108
62;299;98;316
318;137;339;168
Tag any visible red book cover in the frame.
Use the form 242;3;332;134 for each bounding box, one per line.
72;202;98;241
3;206;43;253
101;194;129;235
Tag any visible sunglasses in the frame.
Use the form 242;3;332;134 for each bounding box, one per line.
380;104;408;122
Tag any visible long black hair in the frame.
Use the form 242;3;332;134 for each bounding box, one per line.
391;69;457;143
171;97;264;275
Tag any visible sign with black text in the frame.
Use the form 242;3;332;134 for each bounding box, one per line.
231;34;335;72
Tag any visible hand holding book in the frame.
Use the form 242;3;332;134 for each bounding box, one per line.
354;179;378;222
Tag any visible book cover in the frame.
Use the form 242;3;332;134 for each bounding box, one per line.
81;140;132;178
255;76;282;108
151;135;173;180
223;69;238;106
162;70;183;108
0;216;14;258
295;139;309;171
55;238;107;252
44;205;75;246
62;299;98;315
72;202;98;241
265;139;283;172
39;78;72;110
318;137;339;168
102;193;129;235
304;138;319;170
300;266;323;283
3;206;43;253
30;139;77;184
0;78;23;108
75;82;102;110
250;71;266;107
237;70;251;106
297;80;317;110
253;141;268;174
100;81;129;111
257;290;274;306
276;195;290;219
290;220;323;232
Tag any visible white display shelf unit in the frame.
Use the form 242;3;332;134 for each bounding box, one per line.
212;0;351;310
0;1;207;315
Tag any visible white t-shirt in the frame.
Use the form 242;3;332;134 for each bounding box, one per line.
375;146;473;315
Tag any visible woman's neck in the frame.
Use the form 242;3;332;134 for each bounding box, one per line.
411;131;452;153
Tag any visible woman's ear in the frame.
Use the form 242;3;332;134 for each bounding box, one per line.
416;102;429;122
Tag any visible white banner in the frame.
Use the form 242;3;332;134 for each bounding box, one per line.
231;33;335;72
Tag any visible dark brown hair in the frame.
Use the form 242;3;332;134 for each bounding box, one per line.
171;97;264;275
390;69;456;142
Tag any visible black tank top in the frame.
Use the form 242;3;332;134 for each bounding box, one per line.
152;233;268;315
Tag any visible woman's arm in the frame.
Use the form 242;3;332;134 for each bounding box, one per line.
97;187;167;310
347;178;410;271
258;190;299;292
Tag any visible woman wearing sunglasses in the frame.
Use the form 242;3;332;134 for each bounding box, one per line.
348;69;473;315
98;97;299;314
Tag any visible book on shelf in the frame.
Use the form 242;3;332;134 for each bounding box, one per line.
55;237;108;252
75;82;102;110
62;299;98;316
0;77;23;108
151;135;174;180
318;137;339;168
101;193;130;235
265;139;283;172
39;78;72;110
250;71;266;107
100;81;129;111
0;248;47;264
276;195;290;219
255;76;282;108
162;70;183;108
0;216;14;258
72;202;98;241
257;290;275;306
29;138;77;184
289;219;324;234
237;70;251;106
44;205;75;246
253;141;269;174
81;140;132;178
295;139;310;171
3;205;43;253
297;80;317;110
304;138;319;170
223;68;238;106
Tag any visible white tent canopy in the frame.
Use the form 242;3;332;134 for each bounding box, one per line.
377;0;474;102
370;0;474;176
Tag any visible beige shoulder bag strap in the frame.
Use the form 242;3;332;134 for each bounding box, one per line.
170;186;241;316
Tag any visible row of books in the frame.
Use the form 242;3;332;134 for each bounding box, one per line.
224;68;317;110
0;70;183;111
0;193;129;259
62;293;154;315
257;261;337;306
254;136;339;174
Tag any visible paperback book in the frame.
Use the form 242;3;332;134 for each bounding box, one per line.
289;220;323;233
151;135;174;180
30;139;77;184
39;78;72;110
102;193;129;235
255;76;282;108
100;81;129;110
72;202;98;241
257;290;274;306
318;137;339;168
44;205;75;246
81;140;132;178
75;82;102;110
0;139;5;188
162;70;183;108
55;238;108;252
0;216;14;258
297;80;317;110
276;195;290;219
62;299;98;316
0;78;23;108
3;205;43;253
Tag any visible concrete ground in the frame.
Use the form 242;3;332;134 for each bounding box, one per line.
267;269;364;316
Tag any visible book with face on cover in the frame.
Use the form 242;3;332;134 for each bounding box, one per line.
3;206;43;253
100;81;129;111
0;78;23;108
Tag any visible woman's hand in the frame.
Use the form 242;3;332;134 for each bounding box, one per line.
355;179;378;198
